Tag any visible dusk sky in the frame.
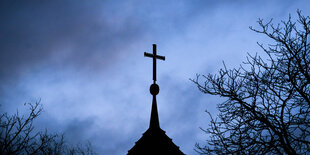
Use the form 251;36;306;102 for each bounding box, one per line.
1;1;310;154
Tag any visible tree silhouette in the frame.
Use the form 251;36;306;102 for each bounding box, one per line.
192;11;310;154
0;101;96;155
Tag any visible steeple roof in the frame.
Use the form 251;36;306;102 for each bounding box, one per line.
128;127;184;155
128;90;184;155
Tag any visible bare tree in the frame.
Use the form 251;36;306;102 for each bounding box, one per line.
0;101;96;155
192;11;310;154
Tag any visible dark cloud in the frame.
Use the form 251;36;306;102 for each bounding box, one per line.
0;0;201;75
0;1;145;82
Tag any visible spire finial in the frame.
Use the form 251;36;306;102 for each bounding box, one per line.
144;44;165;129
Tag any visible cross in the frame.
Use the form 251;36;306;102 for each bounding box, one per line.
144;44;165;83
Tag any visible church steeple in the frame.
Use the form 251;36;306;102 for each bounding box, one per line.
144;44;165;129
128;44;184;155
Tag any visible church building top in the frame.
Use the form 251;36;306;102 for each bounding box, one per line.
128;44;185;155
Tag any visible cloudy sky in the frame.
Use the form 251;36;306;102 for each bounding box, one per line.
1;0;310;154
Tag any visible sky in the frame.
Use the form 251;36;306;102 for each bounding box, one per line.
1;0;310;154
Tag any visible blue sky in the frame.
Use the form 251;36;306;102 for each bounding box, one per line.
1;0;310;154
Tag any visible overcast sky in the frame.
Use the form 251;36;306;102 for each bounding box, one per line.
1;0;310;154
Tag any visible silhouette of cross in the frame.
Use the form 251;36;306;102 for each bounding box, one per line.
144;44;165;83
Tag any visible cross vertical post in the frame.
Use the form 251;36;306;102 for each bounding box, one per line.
153;44;156;82
144;44;165;84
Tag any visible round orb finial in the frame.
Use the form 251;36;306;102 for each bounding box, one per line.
150;84;159;95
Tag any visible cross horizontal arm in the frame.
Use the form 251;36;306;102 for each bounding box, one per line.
144;52;166;61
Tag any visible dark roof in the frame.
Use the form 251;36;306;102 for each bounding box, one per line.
128;127;184;155
128;92;185;155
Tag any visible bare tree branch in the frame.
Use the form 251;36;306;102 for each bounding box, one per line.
192;11;310;154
